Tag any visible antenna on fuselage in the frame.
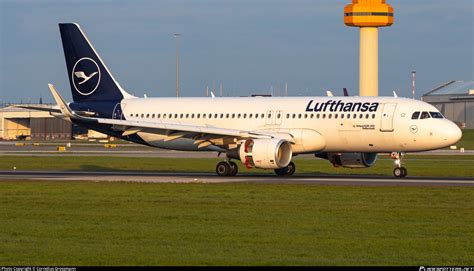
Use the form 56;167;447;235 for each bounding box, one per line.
343;88;349;96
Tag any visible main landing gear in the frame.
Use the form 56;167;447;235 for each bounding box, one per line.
274;161;296;176
216;160;238;177
215;160;297;177
391;152;407;178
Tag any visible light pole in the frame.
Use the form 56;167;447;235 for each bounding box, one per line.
174;33;181;97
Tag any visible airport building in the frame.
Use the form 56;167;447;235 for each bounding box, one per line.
0;105;72;140
422;81;474;129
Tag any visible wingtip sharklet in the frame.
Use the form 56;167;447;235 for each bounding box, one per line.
48;83;74;118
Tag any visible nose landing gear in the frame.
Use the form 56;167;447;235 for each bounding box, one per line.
216;160;238;177
391;152;407;178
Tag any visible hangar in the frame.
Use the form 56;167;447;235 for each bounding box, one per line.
422;81;474;129
0;104;72;140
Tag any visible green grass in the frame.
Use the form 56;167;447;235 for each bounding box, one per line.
1;155;473;178
458;129;474;150
0;181;472;266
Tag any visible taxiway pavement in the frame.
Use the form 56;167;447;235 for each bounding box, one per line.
1;170;473;186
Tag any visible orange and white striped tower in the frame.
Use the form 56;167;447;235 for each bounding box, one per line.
344;0;394;96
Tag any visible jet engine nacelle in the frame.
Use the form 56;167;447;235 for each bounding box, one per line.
322;152;378;168
239;138;292;169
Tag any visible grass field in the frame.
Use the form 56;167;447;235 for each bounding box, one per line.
1;134;473;265
0;181;473;266
458;129;474;150
1;155;473;178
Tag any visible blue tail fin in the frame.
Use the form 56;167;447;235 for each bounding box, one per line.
59;23;133;103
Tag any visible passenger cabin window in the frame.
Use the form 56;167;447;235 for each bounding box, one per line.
411;112;420;119
420;111;430;119
430;112;444;119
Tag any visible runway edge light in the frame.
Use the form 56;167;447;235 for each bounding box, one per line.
344;0;394;97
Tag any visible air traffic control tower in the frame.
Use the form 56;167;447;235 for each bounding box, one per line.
344;0;394;96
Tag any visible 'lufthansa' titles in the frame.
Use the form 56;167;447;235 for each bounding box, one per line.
305;100;379;112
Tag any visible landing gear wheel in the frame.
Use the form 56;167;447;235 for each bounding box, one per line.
400;167;407;177
393;167;407;178
287;161;296;176
274;161;296;176
391;152;408;178
216;161;231;176
228;161;238;176
274;167;288;176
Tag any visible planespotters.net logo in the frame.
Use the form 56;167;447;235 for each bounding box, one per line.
420;267;474;271
72;57;101;96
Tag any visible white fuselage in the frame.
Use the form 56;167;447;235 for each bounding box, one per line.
117;96;461;154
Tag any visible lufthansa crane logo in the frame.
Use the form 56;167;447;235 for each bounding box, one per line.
72;57;101;96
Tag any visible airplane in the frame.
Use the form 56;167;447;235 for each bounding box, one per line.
25;23;463;178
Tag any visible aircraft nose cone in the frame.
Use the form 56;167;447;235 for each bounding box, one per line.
443;121;462;146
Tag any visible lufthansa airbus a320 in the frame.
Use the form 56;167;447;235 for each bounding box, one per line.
22;23;462;178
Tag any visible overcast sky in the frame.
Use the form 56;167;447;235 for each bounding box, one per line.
0;0;473;103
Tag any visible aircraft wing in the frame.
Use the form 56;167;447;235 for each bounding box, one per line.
94;117;295;143
47;84;295;147
13;104;62;114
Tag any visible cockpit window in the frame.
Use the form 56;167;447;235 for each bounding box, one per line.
420;111;431;119
411;112;420;119
429;112;444;119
